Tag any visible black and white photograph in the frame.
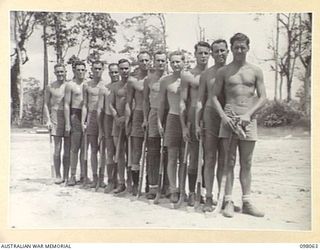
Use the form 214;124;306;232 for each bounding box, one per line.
9;11;312;232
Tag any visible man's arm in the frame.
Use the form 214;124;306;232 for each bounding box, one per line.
179;71;190;141
157;78;168;137
64;82;72;134
125;78;134;128
142;77;150;130
109;87;117;118
81;83;88;132
97;87;105;140
44;85;51;129
195;71;207;139
212;67;237;131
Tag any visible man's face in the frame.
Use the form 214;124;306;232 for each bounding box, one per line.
194;46;210;66
119;62;130;79
211;42;228;66
138;53;151;71
231;40;249;61
170;55;184;73
74;64;86;80
91;62;104;79
154;54;167;71
54;66;66;81
108;65;119;82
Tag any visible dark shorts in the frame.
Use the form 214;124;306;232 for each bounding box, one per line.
103;114;113;138
51;109;68;137
148;108;160;138
87;110;98;136
131;109;144;137
164;114;183;148
203;105;221;137
71;108;82;134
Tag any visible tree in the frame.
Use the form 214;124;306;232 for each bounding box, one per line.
120;13;167;65
74;12;118;62
10;11;37;124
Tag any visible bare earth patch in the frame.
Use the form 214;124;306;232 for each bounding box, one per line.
9;130;311;230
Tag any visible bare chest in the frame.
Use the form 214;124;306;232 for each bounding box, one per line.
226;70;256;88
167;79;181;94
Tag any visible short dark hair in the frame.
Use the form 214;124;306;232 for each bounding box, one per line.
194;41;211;52
92;60;104;67
54;63;65;70
108;63;119;70
211;39;228;50
73;61;86;69
154;50;167;59
169;50;185;61
230;33;250;47
118;59;131;66
137;51;152;60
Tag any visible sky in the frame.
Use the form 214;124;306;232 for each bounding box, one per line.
13;12;306;100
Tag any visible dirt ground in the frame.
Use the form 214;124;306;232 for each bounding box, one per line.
9;128;311;230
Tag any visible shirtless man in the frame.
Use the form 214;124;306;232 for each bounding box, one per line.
44;63;70;184
195;39;229;212
64;61;88;186
109;59;130;194
180;41;211;206
126;51;151;196
82;60;106;188
158;51;185;203
142;51;167;199
212;33;266;218
97;63;120;193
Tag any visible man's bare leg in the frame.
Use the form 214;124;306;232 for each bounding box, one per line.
88;135;98;187
187;141;199;206
167;147;179;203
104;137;117;193
53;136;63;183
131;136;143;196
113;136;126;193
203;133;219;212
62;136;70;183
221;137;238;218
238;140;264;217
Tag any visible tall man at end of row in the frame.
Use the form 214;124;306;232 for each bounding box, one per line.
212;33;267;218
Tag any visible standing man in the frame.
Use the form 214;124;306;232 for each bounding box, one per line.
97;63;120;193
195;39;229;212
109;59;130;194
143;51;167;199
126;51;151;196
212;33;266;218
65;61;88;186
82;60;106;188
180;41;211;206
44;63;70;184
158;51;185;203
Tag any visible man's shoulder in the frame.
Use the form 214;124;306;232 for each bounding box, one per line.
246;63;263;73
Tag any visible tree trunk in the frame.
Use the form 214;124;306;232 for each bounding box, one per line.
274;13;279;101
286;75;291;102
279;75;283;101
54;14;63;63
41;22;49;124
11;55;20;123
14;12;24;124
305;63;311;117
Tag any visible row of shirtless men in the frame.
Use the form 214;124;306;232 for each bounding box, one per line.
44;32;267;218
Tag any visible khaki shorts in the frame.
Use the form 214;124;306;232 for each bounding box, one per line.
164;113;183;148
51;109;68;137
